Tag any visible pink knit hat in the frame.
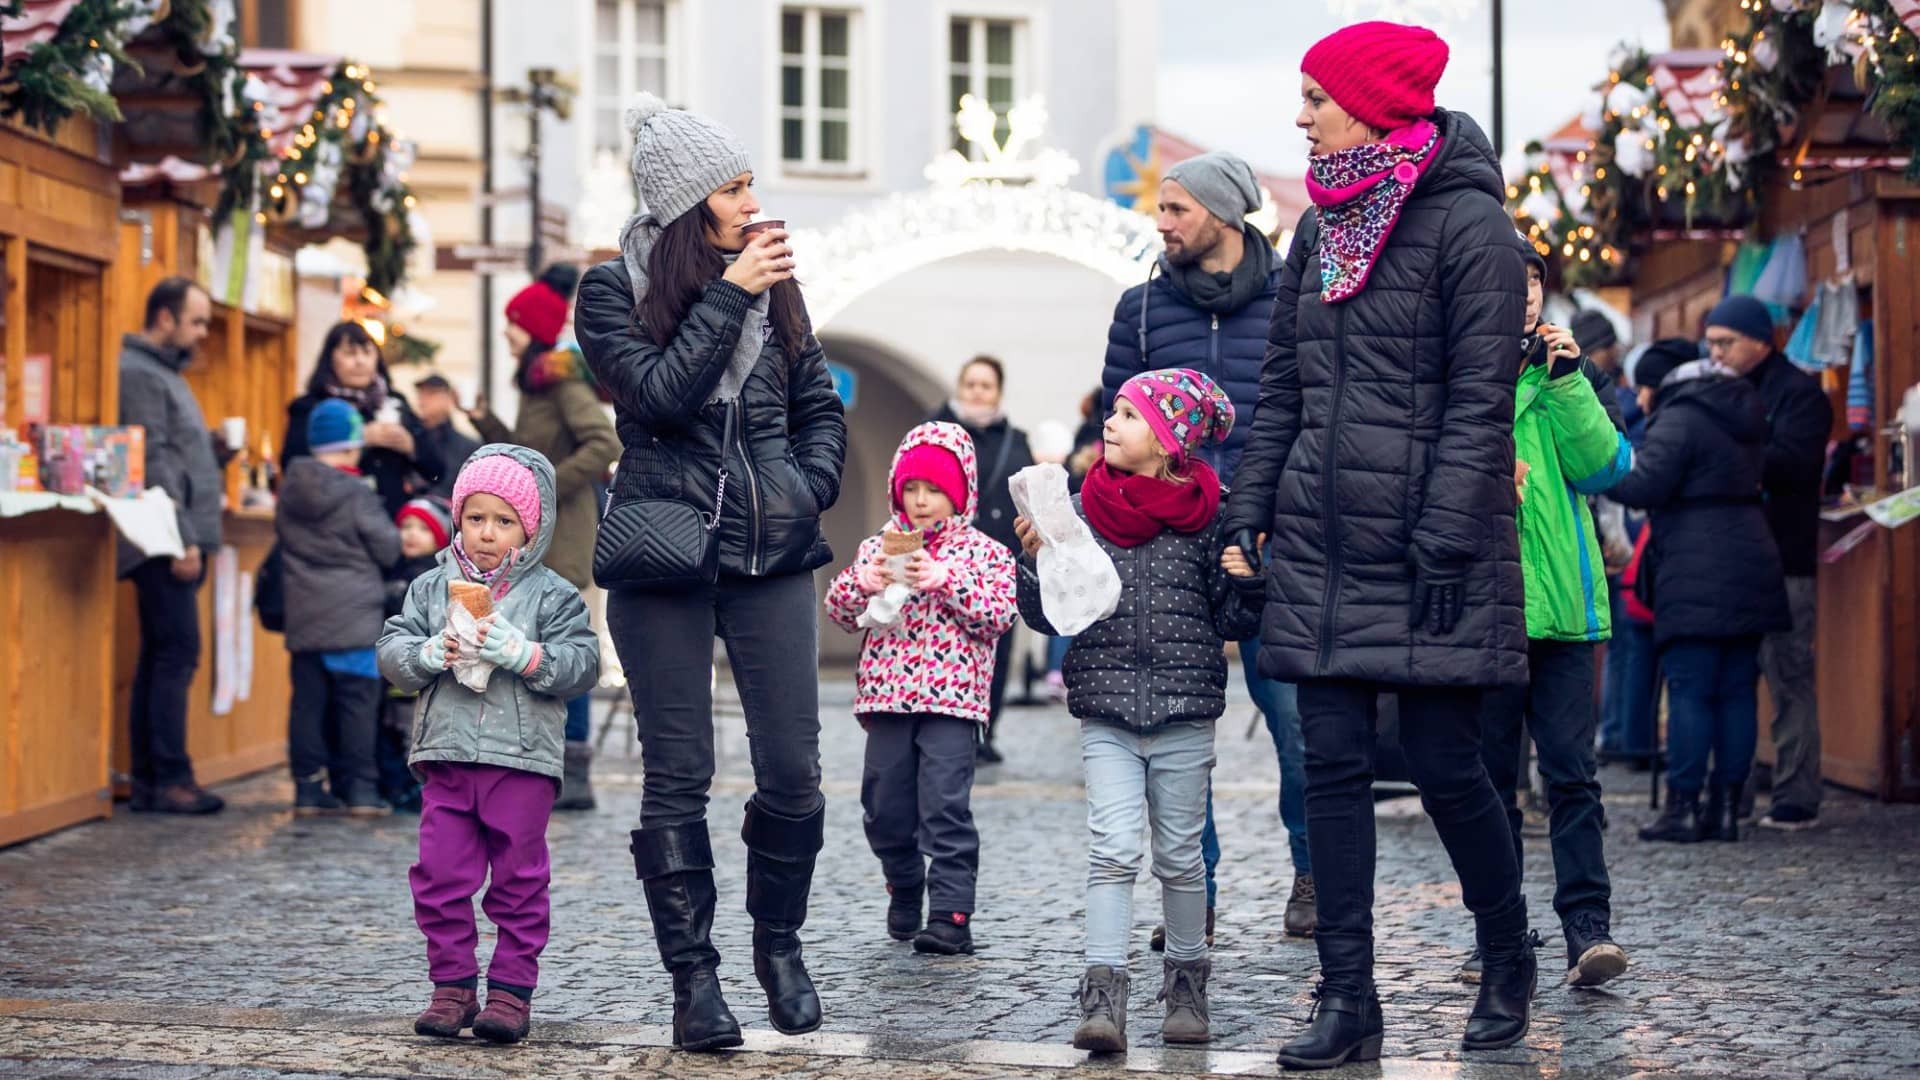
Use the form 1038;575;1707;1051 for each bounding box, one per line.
1302;22;1450;132
1116;368;1235;467
452;451;542;539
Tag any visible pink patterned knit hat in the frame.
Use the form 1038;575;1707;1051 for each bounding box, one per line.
452;450;542;539
1116;368;1235;467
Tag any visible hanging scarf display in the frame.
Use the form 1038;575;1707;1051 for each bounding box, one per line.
1304;121;1443;304
1079;456;1222;549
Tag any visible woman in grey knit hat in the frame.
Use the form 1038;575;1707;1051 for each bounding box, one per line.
575;93;847;1052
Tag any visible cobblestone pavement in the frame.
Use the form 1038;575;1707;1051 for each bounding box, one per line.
3;669;1918;1078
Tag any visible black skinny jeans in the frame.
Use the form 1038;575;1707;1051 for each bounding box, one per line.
1479;638;1611;930
1297;680;1527;997
129;558;203;789
607;571;824;828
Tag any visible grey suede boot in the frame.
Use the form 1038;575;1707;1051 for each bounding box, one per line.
1072;965;1129;1053
554;741;595;811
1158;956;1211;1044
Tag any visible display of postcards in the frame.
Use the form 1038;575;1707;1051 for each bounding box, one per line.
32;424;146;497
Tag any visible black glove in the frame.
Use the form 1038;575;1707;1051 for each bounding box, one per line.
1548;346;1585;381
1230;528;1263;568
1410;553;1467;636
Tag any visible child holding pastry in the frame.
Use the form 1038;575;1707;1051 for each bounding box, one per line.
377;445;599;1045
824;422;1017;957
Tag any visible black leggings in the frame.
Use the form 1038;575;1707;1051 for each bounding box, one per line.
607;571;824;827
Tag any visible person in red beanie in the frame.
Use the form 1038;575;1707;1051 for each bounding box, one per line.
471;262;620;812
824;421;1017;959
1220;19;1538;1068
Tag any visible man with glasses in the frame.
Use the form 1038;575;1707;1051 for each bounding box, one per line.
1700;295;1832;831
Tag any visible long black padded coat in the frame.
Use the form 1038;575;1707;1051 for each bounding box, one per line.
1222;108;1530;689
575;261;848;580
1017;496;1264;733
1605;368;1791;645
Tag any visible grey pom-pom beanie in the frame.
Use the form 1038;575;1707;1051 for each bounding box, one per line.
625;92;753;226
1164;151;1262;225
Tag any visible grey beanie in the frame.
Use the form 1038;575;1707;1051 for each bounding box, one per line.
1164;151;1263;225
625;93;753;226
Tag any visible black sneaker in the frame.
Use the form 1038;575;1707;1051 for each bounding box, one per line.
1759;804;1819;831
341;784;392;818
137;784;225;815
1563;911;1629;989
913;911;974;955
294;778;345;817
886;882;924;942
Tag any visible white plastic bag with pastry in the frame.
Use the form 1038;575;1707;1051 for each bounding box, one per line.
857;527;922;631
1007;462;1121;636
446;581;501;692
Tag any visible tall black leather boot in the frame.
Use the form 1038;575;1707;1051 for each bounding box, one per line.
1713;782;1742;842
1463;919;1538;1051
742;797;826;1036
631;823;742;1052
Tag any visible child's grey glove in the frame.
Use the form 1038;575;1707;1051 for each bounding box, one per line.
419;634;451;672
477;613;537;675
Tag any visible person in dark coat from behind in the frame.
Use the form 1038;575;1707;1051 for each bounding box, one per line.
1608;340;1791;846
1220;22;1536;1068
930;355;1033;763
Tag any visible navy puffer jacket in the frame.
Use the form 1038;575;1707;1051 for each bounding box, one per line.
1101;249;1280;485
1222;108;1530;689
1017;496;1263;733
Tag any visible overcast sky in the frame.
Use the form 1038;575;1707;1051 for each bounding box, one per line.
1155;0;1673;177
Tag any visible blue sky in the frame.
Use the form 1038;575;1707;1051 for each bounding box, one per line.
1156;0;1673;176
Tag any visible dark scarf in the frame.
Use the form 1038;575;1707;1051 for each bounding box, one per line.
1305;121;1443;304
325;372;390;415
1080;457;1222;548
1163;223;1274;315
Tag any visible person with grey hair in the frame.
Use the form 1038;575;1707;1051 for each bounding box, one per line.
1100;150;1318;946
575;93;847;1053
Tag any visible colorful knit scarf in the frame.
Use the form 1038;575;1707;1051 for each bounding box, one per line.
324;372;390;415
1304;121;1443;304
451;533;523;603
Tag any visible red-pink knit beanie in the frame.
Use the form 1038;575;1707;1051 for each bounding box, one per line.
452;450;542;539
1302;21;1450;132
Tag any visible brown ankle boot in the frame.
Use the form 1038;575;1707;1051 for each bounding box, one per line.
413;986;479;1038
473;990;532;1044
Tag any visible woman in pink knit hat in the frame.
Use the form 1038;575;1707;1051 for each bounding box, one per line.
1219;20;1537;1068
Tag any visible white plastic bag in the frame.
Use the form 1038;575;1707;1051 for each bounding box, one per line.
1008;463;1120;636
446;601;500;693
856;552;914;631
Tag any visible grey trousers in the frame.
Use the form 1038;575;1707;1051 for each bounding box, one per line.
1761;576;1821;813
861;713;981;915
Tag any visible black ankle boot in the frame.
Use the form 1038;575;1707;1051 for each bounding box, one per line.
1463;928;1537;1051
1697;785;1726;842
631;824;742;1052
1276;984;1384;1070
742;798;826;1036
1713;782;1742;842
886;881;924;942
1638;790;1701;843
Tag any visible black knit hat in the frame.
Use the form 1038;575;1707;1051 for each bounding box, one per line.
1571;309;1618;353
1632;338;1704;391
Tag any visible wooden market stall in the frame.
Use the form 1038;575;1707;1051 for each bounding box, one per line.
0;116;126;847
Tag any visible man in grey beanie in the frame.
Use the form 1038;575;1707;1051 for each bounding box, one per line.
1098;151;1319;944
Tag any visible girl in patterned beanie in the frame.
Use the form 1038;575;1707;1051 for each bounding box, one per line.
1012;367;1264;1051
824;421;1018;958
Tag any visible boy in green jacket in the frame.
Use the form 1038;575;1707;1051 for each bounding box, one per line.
1469;247;1634;991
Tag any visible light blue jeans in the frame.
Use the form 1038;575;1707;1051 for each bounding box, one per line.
1082;722;1215;966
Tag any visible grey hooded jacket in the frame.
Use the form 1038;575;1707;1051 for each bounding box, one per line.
378;444;600;782
117;334;223;576
276;456;401;652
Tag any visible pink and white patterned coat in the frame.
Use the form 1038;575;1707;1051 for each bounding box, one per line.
825;422;1018;724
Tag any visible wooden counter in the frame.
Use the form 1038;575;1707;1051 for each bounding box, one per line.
0;507;117;847
112;509;291;791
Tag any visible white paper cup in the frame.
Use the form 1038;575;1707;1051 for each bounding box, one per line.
222;417;247;451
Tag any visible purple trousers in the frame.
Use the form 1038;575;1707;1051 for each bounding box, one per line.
409;763;557;989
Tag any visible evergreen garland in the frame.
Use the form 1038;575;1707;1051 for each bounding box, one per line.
0;0;140;132
1851;0;1920;178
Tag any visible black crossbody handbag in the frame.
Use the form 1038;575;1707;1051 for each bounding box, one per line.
593;403;735;591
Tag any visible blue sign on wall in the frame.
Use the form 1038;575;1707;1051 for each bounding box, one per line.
827;362;858;410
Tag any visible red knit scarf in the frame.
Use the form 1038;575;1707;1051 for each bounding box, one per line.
1080;458;1221;548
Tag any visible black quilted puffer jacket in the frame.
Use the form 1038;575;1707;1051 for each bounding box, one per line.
1222;108;1530;689
1017;497;1264;733
575;260;847;579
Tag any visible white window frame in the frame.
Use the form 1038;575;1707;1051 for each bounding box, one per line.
929;1;1046;165
577;0;681;187
946;15;1029;160
777;6;865;177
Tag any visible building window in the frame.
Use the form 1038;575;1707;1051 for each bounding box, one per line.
780;7;859;173
948;16;1024;156
592;0;670;156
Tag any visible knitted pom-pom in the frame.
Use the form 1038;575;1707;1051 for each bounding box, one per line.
624;92;670;139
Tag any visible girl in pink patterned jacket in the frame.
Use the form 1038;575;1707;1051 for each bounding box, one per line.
825;420;1017;957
